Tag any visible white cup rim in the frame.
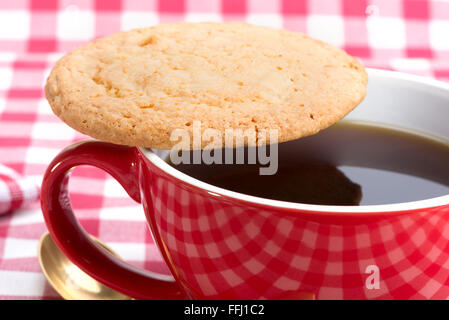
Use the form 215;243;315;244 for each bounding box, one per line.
140;68;449;215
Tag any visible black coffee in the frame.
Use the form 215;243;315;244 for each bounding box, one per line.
167;122;449;206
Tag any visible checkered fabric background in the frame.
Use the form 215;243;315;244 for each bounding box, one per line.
0;0;448;299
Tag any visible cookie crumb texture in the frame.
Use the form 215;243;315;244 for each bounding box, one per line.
45;22;367;149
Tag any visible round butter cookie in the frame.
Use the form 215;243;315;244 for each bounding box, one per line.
45;22;367;149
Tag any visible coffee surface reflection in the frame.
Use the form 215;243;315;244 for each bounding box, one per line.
168;122;449;206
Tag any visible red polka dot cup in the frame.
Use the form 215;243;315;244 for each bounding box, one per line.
41;69;449;299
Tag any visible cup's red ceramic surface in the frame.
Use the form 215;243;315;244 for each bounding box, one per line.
41;69;449;300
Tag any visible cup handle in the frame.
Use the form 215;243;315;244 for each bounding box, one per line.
41;140;186;300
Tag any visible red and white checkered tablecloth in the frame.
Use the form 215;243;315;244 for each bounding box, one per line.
0;0;448;300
